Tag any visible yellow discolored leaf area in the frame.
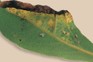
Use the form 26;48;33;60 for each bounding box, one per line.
6;8;31;19
36;20;42;26
48;19;55;28
6;8;17;14
65;12;73;23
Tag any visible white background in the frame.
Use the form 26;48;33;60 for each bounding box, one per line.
0;0;93;62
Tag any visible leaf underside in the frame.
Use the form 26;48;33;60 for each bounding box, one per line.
0;8;93;62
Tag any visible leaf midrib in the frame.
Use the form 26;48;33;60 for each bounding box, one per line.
27;19;93;56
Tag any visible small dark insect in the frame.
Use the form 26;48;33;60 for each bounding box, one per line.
62;30;66;34
19;39;22;41
65;32;70;36
75;34;78;39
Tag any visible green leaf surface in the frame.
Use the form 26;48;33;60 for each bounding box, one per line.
0;8;93;62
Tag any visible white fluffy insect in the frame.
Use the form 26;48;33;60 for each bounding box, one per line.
40;33;45;37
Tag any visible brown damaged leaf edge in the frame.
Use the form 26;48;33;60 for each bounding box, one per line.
0;0;69;15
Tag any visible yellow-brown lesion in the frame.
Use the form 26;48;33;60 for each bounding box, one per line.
65;12;73;23
6;8;17;14
6;7;31;21
36;20;42;27
48;19;55;28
